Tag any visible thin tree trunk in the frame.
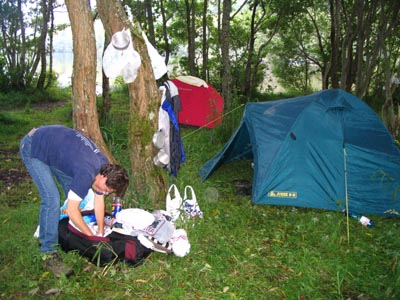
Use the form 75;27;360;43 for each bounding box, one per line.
17;0;27;89
145;0;155;45
221;0;232;111
185;0;196;75
45;0;55;89
201;0;208;80
37;0;50;90
242;0;258;96
381;44;400;139
328;0;340;89
160;0;170;65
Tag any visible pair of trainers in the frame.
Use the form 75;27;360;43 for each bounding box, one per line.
43;252;74;279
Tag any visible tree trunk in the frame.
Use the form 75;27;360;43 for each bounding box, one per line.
144;0;156;45
65;0;116;163
381;44;400;139
221;0;232;111
97;0;165;206
242;0;258;96
338;0;399;98
100;33;111;121
328;0;340;89
37;0;50;90
17;0;27;89
160;0;171;65
45;0;55;89
185;0;197;75
201;0;208;80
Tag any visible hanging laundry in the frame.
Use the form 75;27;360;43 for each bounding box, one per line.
162;80;185;176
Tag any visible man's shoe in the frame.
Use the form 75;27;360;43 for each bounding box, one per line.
43;252;74;279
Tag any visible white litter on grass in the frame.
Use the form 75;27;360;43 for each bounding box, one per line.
170;229;190;257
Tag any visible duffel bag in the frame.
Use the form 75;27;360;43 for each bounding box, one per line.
58;217;152;267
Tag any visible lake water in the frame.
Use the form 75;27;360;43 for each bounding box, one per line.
53;50;105;90
52;20;105;89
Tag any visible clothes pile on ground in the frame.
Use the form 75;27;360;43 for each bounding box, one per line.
49;186;201;266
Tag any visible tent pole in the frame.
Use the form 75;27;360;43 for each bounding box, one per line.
344;147;350;244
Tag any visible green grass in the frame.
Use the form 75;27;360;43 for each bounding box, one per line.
0;96;399;300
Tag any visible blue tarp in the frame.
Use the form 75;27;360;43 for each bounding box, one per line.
200;89;400;216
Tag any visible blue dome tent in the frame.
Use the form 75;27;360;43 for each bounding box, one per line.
200;89;400;216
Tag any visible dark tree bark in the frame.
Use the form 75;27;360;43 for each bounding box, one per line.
220;0;232;111
328;0;340;89
16;0;26;89
159;0;171;65
184;0;197;75
37;0;50;90
45;0;55;89
242;0;259;96
201;0;208;80
144;0;156;45
379;0;400;138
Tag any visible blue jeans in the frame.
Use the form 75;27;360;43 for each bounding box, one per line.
20;130;72;253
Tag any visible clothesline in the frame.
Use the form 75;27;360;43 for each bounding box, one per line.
181;104;245;139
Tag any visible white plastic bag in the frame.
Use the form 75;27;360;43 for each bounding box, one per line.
142;31;168;80
181;185;203;220
166;184;183;222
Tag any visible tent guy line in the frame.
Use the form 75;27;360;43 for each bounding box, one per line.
182;104;245;140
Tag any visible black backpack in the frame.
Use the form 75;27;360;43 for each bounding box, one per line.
58;216;152;267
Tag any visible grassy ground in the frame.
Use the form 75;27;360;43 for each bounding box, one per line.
0;97;399;300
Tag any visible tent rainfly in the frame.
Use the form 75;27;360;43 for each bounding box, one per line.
200;89;400;216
